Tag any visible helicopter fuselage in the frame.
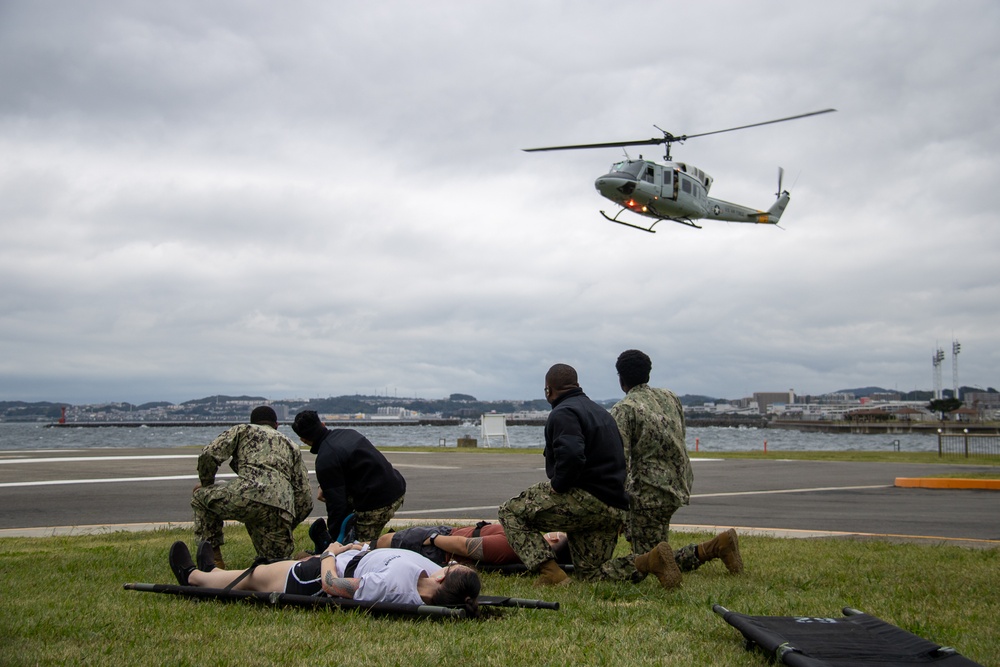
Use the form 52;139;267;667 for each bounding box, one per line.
594;158;784;227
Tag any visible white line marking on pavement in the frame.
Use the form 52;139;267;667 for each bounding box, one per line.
0;455;198;465
693;484;888;498
0;463;459;488
0;473;234;488
396;505;499;515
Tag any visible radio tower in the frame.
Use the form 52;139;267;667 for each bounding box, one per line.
932;347;945;400
952;340;961;400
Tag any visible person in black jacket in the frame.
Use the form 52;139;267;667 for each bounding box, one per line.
498;364;682;589
291;411;406;545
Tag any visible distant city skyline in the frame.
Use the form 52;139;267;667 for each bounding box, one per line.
4;381;995;409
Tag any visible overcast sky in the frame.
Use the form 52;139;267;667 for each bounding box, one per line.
2;1;998;405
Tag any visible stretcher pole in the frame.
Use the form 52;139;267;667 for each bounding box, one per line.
123;582;466;618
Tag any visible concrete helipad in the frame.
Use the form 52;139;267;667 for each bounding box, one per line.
1;448;997;547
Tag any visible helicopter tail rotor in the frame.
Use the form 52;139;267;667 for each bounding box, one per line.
776;167;785;199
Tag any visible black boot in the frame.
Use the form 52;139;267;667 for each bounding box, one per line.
196;540;216;572
169;541;196;585
310;518;333;552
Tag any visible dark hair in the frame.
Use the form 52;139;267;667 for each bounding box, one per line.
430;565;481;618
545;363;578;392
291;410;325;442
616;349;651;388
249;405;278;426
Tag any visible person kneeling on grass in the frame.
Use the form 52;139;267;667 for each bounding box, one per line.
168;540;480;617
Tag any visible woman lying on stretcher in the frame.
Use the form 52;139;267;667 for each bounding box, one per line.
168;540;480;617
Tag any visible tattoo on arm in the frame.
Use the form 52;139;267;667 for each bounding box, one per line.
322;572;360;599
466;537;484;561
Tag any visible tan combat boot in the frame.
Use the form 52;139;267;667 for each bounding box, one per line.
534;559;570;587
697;528;743;574
634;541;681;590
212;545;227;571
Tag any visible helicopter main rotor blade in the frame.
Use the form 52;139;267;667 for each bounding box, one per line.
682;108;836;141
523;138;666;152
522;108;835;153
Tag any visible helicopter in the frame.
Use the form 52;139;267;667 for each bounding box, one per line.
523;109;836;232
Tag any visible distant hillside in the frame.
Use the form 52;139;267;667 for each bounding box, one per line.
181;395;269;406
678;394;724;406
835;386;892;397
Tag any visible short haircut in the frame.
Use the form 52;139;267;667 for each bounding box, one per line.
291;410;325;442
616;349;652;388
545;363;579;392
249;405;278;426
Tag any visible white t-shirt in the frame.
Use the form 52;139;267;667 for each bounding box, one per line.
333;546;438;605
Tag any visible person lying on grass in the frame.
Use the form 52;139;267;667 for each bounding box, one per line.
168;540;480;616
309;517;570;568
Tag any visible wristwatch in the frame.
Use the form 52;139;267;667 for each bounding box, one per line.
320;551;335;560
428;532;439;546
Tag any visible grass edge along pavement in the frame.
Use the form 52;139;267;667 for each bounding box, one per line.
1;528;997;666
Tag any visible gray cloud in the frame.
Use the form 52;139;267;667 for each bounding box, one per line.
2;1;998;405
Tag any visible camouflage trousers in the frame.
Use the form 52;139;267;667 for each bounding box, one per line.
627;505;702;572
498;482;634;582
354;495;405;544
192;481;297;560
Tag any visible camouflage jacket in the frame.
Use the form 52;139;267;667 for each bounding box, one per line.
198;423;313;522
611;384;692;509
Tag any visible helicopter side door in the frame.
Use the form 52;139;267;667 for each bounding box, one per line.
661;168;677;201
636;163;659;201
676;171;709;217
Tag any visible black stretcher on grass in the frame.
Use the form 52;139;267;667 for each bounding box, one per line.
713;605;983;666
124;582;558;619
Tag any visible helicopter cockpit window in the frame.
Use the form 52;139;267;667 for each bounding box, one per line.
642;167;655;183
611;161;645;178
681;178;692;194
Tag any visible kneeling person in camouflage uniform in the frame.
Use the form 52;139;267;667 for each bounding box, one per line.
612;349;743;576
499;364;683;589
191;406;313;568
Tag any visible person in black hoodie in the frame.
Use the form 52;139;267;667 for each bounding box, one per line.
498;364;681;589
291;410;406;545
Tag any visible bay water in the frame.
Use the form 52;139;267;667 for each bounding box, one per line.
0;422;940;453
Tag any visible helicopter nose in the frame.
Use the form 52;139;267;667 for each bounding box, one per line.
595;173;636;198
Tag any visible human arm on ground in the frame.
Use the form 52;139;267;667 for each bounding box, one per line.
319;543;363;598
423;535;485;560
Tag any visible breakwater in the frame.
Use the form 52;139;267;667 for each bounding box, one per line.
768;420;1000;435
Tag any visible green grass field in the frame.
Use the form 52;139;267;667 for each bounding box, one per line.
1;527;996;666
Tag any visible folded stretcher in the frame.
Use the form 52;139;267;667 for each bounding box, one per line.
713;605;983;666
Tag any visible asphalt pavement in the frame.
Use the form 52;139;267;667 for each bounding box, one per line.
1;448;997;547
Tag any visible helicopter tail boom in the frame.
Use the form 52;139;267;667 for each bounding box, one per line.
703;190;789;225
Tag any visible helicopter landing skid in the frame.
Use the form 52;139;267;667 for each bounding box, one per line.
600;209;702;232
